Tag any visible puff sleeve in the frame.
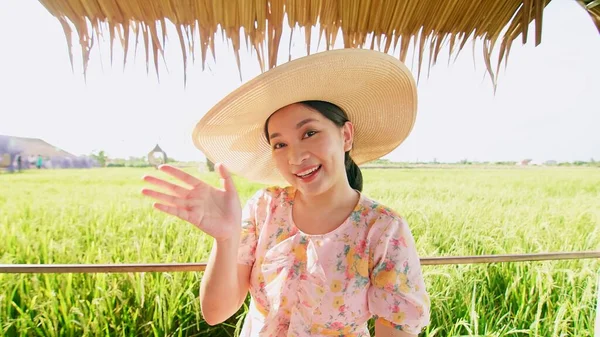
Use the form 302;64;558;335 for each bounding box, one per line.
236;189;264;266
368;217;431;334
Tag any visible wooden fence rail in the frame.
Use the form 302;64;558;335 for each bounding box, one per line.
1;251;598;274
596;269;600;337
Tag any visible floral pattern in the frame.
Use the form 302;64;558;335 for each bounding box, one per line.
237;186;430;337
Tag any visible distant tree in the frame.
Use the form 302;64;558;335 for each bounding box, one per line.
365;159;392;166
91;150;107;167
207;159;215;172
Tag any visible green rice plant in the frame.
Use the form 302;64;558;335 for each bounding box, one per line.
0;167;598;336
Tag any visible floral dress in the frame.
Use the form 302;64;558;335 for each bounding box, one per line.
237;186;430;336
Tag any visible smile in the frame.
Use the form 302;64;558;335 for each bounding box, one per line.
295;165;322;178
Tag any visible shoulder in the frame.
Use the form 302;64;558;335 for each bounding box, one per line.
241;186;294;231
358;194;411;239
359;194;405;226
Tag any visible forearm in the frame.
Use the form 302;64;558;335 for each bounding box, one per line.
199;232;244;325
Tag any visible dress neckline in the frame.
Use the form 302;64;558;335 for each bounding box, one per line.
285;186;364;237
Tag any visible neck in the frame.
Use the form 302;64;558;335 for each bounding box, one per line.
294;179;359;212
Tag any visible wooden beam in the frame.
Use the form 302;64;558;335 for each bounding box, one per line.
0;251;598;274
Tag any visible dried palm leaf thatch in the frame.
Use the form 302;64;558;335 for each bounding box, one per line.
35;0;598;88
579;0;600;33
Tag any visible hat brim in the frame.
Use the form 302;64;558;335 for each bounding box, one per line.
192;49;418;185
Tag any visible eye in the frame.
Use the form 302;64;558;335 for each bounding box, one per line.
303;130;318;138
273;143;286;150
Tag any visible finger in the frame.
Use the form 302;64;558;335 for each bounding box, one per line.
158;164;207;188
216;162;237;194
143;175;189;196
153;203;192;223
141;188;189;208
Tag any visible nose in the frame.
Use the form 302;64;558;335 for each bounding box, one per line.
288;144;309;166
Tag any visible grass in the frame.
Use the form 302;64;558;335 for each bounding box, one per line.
0;167;599;336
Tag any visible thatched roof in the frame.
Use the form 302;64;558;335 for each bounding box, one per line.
0;135;77;158
149;144;164;154
148;144;167;166
583;0;600;32
37;0;600;88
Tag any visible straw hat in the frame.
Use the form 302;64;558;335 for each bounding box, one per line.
192;48;418;185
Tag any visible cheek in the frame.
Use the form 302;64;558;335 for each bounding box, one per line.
314;135;343;159
272;151;290;173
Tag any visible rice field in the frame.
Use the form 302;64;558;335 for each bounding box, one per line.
0;167;599;336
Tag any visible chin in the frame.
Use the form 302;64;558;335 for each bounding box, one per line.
286;175;332;197
295;183;327;196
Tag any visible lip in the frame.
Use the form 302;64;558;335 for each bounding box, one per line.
293;165;321;176
294;164;322;183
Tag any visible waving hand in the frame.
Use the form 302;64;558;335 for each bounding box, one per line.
141;163;242;241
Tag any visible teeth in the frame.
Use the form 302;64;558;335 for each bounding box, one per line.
297;166;319;177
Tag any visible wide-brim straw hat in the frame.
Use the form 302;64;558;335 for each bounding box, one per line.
192;48;418;185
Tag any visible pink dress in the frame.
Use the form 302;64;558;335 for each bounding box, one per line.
237;186;430;336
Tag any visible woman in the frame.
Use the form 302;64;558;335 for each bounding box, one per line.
142;49;430;336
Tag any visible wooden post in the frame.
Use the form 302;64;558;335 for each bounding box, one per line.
207;159;215;172
594;270;600;337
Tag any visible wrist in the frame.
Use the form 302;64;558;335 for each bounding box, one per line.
214;229;241;246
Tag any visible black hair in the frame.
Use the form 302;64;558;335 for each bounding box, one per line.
264;100;363;192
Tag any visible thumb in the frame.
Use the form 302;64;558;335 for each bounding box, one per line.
216;162;237;195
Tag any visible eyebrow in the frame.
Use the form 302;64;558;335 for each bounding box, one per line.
269;118;318;140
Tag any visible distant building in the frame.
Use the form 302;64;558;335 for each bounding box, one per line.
148;144;167;168
0;135;96;170
517;159;532;166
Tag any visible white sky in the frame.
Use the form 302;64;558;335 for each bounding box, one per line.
0;0;599;163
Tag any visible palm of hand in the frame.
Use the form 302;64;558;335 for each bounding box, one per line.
184;186;241;239
142;164;242;241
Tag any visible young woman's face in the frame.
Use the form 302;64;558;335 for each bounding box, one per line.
266;103;353;196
